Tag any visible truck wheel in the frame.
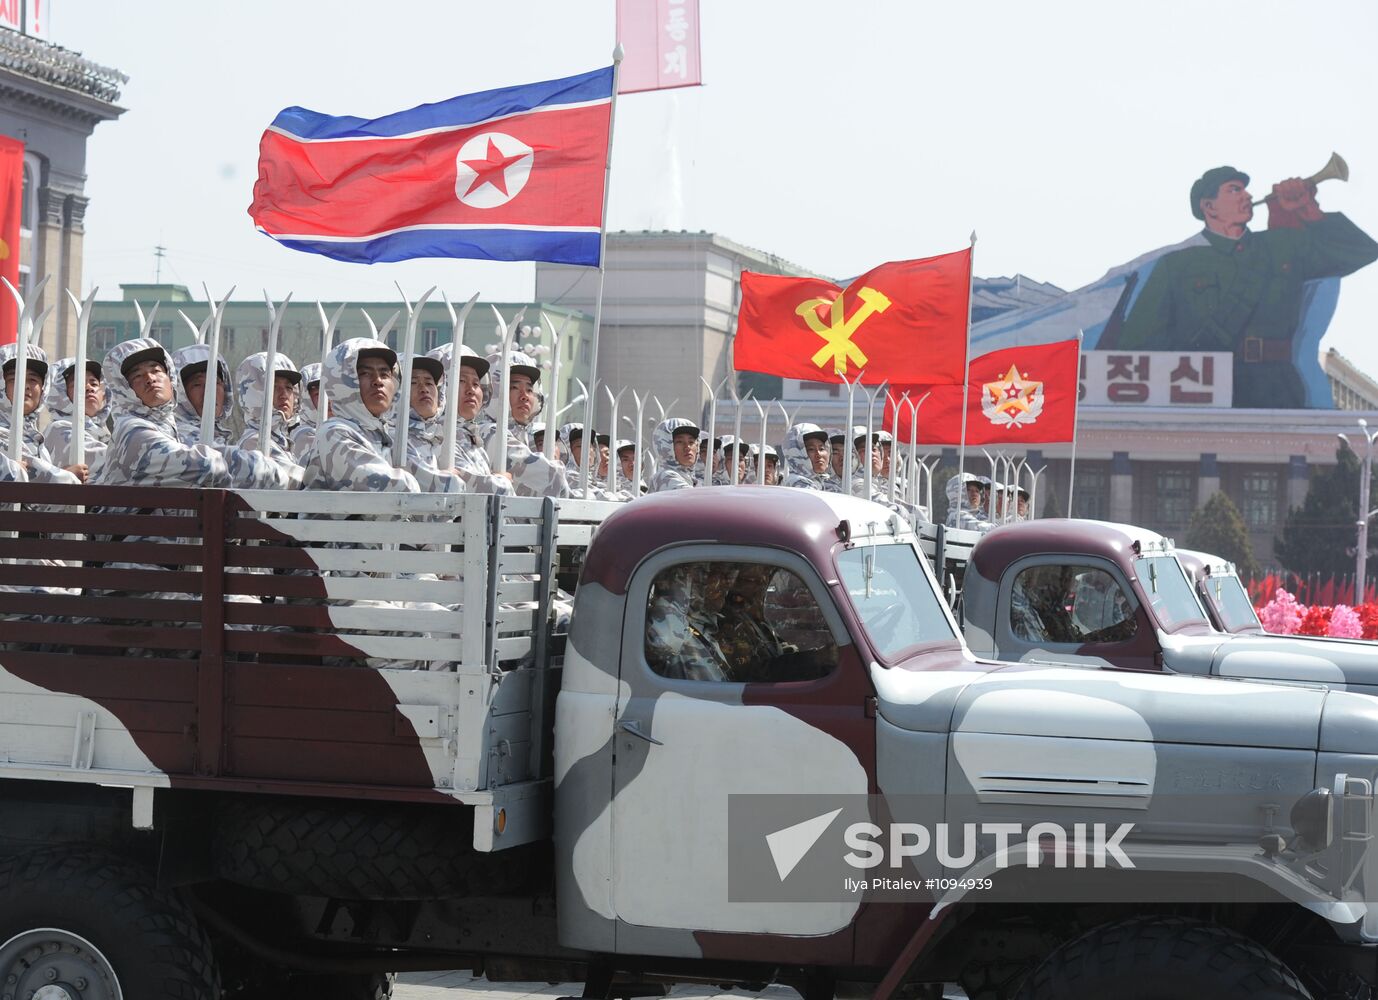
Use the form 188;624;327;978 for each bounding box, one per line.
212;798;534;899
0;849;220;1000
1015;916;1311;1000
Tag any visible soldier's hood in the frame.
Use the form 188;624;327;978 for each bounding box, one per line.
170;344;235;428
297;362;323;430
558;421;584;469
236;351;301;431
103;338;180;428
322;337;394;433
484;349;543;425
0;341;52;436
45;356;110;423
653;417;698;468
783;422;828;480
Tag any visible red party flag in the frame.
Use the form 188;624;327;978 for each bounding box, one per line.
733;249;971;385
884;338;1080;445
0;135;23;346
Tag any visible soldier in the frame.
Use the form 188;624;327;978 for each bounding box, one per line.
715;437;752;486
0;344;79;485
42;356;110;477
945;473;995;532
716;563;796;682
615;438;645;494
644;563;733;682
1014;484;1032;521
99;339;298;491
754;444;781;486
290;362;323;463
235;352;302;464
827;429;846;485
649;417;700;492
303;338;460;495
170;344;234;446
694;432;720;487
1112;165;1378;408
781;423;840;492
481;350;568;498
405;350;448;466
420;343;513;495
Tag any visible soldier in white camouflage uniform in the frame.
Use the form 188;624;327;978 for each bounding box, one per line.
99;339;298;491
1;344;81;485
480;350;567;498
416;343;513;495
754;444;781;486
649;417;700;493
170;344;234;447
42;356;110;478
615;439;645;495
715;437;751;486
945;472;995;532
289;362;323;463
235;352;302;465
780;423;840;492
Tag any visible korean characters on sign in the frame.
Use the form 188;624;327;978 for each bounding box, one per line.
1078;350;1233;407
616;0;702;94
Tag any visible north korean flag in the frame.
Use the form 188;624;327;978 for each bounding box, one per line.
248;67;613;267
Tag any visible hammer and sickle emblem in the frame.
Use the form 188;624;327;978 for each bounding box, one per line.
796;286;892;376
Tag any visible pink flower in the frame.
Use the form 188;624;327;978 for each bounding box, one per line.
1328;604;1364;639
1257;589;1305;635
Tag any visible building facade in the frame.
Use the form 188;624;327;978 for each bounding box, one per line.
539;230;1378;569
1;26;124;355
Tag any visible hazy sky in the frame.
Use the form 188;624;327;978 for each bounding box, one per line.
50;0;1378;377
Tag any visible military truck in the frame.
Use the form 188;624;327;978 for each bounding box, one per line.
958;519;1378;695
0;482;1376;1000
1175;548;1266;635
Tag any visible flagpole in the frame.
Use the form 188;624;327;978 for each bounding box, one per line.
1066;329;1084;518
579;46;623;499
956;232;976;486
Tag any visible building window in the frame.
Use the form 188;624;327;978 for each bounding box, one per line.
20;163;33;232
1073;467;1108;520
421;325;441;353
568;335;577;361
1240;470;1280;530
90;326;118;357
1153;468;1195;529
579;340;590;364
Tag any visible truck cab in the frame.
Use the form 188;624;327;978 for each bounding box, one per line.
961;519;1378;695
1175;548;1265;634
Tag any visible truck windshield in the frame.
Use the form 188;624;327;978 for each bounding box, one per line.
1133;556;1209;631
1207;574;1262;632
837;543;956;659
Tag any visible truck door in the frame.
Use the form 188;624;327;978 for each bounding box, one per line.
609;544;871;959
996;557;1162;671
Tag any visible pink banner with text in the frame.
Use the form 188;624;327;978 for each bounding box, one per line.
616;0;702;94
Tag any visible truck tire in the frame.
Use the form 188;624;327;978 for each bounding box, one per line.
212;798;532;899
1014;916;1311;1000
0;848;220;1000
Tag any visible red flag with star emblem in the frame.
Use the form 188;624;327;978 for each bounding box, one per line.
0;135;21;345
733;249;971;385
883;338;1080;445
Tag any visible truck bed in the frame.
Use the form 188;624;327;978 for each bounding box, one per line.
0;483;614;849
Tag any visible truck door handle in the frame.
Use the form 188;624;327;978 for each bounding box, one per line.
619;720;664;746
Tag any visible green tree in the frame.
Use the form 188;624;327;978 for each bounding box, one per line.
1275;443;1376;579
1185;492;1260;579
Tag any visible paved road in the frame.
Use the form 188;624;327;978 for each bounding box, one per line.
395;974;965;1000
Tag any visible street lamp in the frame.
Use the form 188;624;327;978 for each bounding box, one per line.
1338;418;1378;600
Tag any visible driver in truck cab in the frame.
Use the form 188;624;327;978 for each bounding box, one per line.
644;562;736;681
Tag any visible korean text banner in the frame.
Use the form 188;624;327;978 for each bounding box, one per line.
884;338;1080;445
617;0;702;94
248;67;613;267
734;249;971;385
0;135;23;346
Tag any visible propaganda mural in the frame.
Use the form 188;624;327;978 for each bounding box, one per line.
971;156;1378;409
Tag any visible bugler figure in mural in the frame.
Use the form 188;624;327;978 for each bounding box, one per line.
1103;157;1377;408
